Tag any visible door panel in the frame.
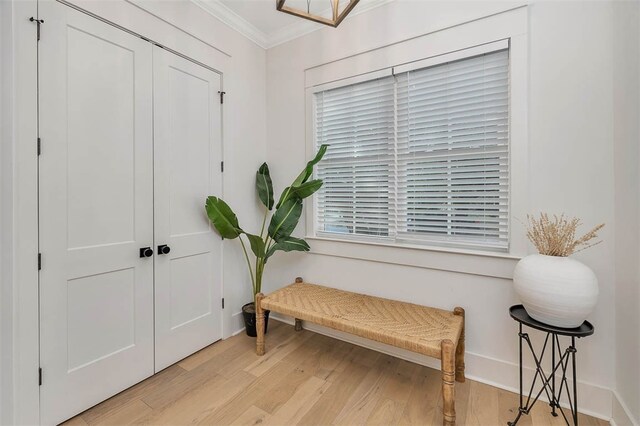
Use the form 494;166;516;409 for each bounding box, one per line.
66;25;137;249
169;253;212;328
153;47;223;371
38;2;154;424
66;268;136;371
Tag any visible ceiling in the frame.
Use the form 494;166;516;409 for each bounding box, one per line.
220;0;307;34
192;0;394;49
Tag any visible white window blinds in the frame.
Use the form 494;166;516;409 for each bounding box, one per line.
314;47;510;251
315;76;395;237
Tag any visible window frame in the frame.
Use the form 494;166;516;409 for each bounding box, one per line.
304;10;528;261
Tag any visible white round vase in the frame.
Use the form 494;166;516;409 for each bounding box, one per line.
513;254;598;328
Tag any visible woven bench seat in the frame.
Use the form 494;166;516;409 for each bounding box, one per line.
255;278;466;425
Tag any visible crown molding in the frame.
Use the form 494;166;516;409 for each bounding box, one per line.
191;0;269;48
267;0;394;48
191;0;395;50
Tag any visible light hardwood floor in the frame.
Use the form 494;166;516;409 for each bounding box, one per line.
65;321;609;426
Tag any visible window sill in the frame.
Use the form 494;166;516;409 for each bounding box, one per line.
305;236;521;279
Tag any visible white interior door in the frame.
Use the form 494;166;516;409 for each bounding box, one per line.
38;2;154;424
153;46;223;371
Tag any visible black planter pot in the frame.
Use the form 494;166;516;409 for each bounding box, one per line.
242;302;270;337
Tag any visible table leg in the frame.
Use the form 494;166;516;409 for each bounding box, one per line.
551;335;557;416
508;324;525;426
572;337;578;426
519;323;523;411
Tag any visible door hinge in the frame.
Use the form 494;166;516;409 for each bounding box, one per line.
29;17;44;41
218;91;226;104
38;253;42;270
37;137;41;156
220;161;224;173
39;368;42;386
222;298;225;309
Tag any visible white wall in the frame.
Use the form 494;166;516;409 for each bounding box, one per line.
0;0;267;422
613;1;640;424
527;0;616;406
265;0;620;419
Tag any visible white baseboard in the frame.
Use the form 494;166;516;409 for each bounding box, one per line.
269;313;613;421
230;311;245;336
612;390;638;426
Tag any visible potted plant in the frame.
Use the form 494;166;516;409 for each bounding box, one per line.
513;213;605;328
205;145;327;336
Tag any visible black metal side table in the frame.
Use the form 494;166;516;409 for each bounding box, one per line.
508;305;594;426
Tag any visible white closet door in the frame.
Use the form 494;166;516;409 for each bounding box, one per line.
38;2;154;424
153;47;223;371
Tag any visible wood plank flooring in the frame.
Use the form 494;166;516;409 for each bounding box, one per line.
64;321;609;426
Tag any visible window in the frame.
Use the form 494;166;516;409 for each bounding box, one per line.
314;47;510;251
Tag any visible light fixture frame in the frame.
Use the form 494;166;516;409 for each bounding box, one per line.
276;0;361;27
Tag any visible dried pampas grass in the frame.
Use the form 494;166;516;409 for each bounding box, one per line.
525;213;604;257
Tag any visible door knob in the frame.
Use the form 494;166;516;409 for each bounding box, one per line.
158;244;171;255
139;247;154;258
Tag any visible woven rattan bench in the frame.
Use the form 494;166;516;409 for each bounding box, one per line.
255;277;466;425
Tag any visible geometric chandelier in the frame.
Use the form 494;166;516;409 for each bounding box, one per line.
276;0;361;27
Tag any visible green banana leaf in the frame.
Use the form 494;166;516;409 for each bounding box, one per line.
291;179;323;199
276;144;328;208
205;196;242;239
256;163;274;210
267;199;303;242
293;144;328;186
274;179;323;209
266;236;310;259
245;233;265;258
275;187;290;210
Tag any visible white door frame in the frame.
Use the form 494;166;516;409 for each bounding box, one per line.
7;1;229;423
6;0;40;424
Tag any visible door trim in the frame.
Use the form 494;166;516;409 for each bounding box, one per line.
56;0;227;75
7;0;40;424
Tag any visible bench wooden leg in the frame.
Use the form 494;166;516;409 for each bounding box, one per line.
256;293;265;356
454;307;465;383
294;278;303;331
441;339;456;426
